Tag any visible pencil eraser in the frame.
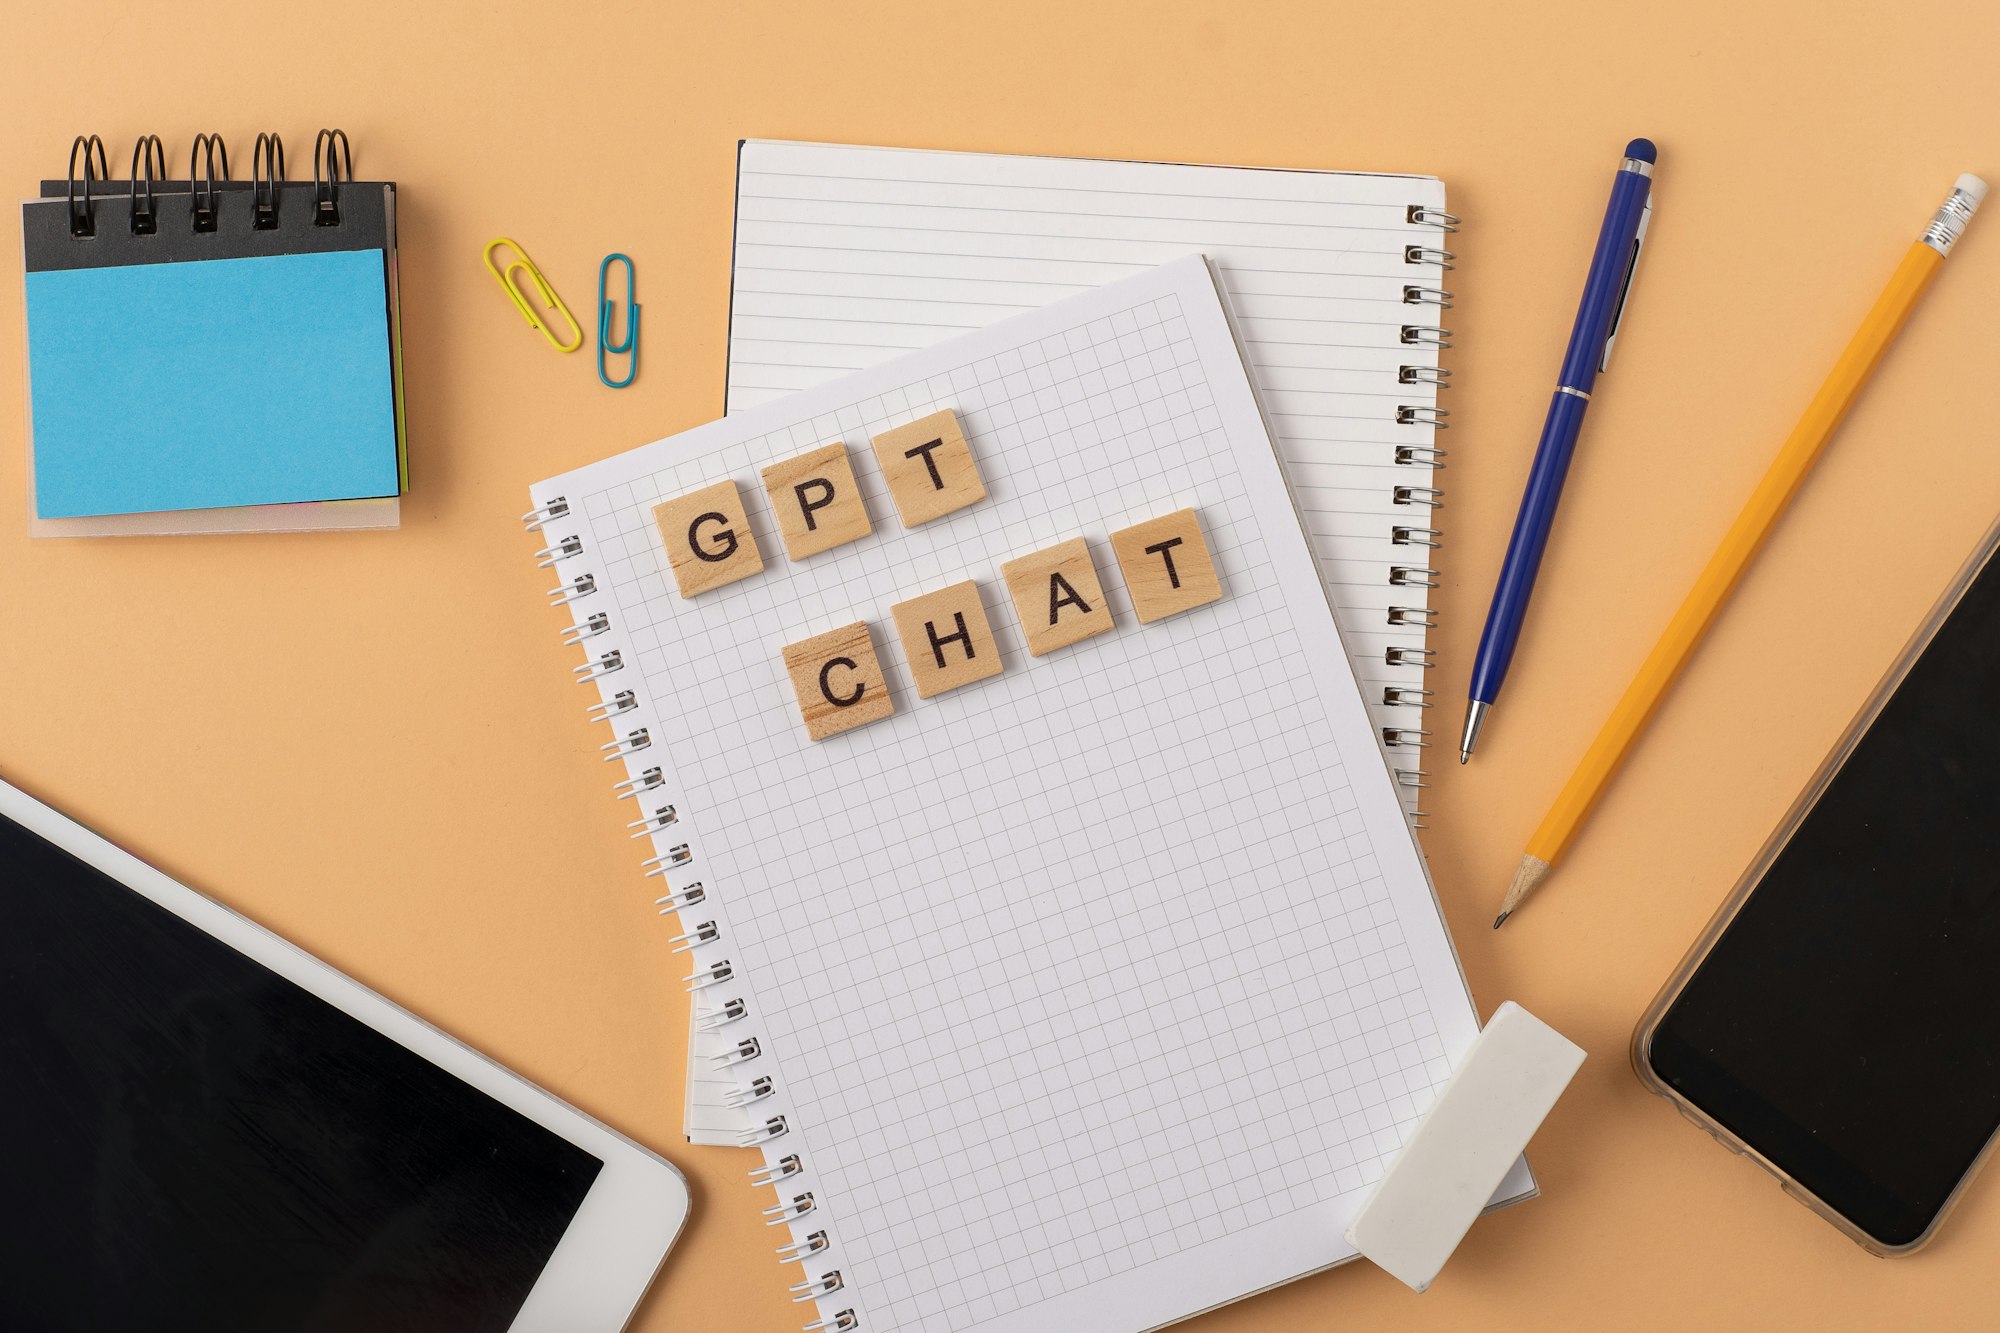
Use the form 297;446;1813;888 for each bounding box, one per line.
1345;1001;1584;1293
1624;138;1657;164
1955;174;1988;206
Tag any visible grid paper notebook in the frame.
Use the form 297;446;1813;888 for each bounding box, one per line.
698;139;1457;1145
526;258;1526;1333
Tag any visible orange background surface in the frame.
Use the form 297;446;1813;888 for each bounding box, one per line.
3;2;1997;1329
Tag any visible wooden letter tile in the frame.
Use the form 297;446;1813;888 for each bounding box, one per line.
652;479;765;598
870;409;987;527
890;580;1004;699
1109;508;1223;623
1000;537;1114;656
759;442;873;560
782;622;895;741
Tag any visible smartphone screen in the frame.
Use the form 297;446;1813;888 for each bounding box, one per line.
1646;538;2000;1249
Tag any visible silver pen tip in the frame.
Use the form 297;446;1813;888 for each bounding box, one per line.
1459;700;1489;764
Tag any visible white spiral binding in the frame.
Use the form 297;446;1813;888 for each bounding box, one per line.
548;573;595;604
654;882;706;912
738;1116;788;1147
600;728;650;760
527;492;841;1323
667;920;719;953
533;534;584;567
694;995;747;1032
611;768;663;800
528;189;1456;1329
573;649;623;683
764;1191;816;1224
726;1074;777;1107
628;804;677;836
521;498;570;531
791;1271;845;1302
685;959;734;992
562;612;611;645
711;1035;762;1065
778;1230;830;1263
749;1154;803;1187
641;843;691;875
587;690;638;723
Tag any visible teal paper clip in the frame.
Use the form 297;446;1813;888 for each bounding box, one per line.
597;253;639;389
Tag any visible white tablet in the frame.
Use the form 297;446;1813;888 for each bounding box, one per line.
0;774;689;1333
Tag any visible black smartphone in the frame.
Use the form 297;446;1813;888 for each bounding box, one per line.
1635;519;2000;1254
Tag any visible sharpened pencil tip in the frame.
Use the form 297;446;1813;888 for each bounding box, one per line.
1494;855;1552;929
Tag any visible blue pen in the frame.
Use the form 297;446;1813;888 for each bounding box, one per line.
1460;139;1656;763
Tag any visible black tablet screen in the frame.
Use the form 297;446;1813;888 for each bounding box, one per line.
0;810;602;1332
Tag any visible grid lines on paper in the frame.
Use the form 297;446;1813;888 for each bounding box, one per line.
575;291;1450;1333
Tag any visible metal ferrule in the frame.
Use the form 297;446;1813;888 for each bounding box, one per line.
1622;158;1654;177
1922;185;1983;256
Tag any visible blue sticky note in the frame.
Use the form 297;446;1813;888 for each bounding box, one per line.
25;250;399;518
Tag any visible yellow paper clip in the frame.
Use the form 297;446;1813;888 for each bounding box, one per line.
484;237;583;353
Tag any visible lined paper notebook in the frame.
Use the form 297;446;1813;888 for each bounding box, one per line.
695;139;1457;1145
527;257;1526;1333
727;140;1451;808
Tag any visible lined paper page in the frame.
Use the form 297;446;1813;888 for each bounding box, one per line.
699;140;1456;1144
535;258;1526;1333
728;141;1447;806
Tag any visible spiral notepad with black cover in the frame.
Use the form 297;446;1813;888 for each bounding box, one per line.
525;257;1525;1333
22;130;404;537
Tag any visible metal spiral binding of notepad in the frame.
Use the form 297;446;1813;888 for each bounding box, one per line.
1388;205;1457;827
525;207;1454;1327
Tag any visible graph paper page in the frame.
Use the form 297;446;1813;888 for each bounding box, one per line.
532;258;1525;1333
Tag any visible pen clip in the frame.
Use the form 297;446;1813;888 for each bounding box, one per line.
1599;195;1652;374
1600;191;1648;374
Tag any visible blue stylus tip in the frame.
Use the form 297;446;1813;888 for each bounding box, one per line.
1625;138;1658;164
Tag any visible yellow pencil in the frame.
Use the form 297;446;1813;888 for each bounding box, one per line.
1496;174;1988;928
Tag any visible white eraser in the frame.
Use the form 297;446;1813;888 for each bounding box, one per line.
1955;173;1989;206
1345;1001;1584;1293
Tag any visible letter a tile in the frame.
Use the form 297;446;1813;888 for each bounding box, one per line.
759;442;873;560
870;409;987;527
890;580;1004;699
1000;537;1114;656
653;479;765;599
782;622;895;741
1109;508;1223;623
